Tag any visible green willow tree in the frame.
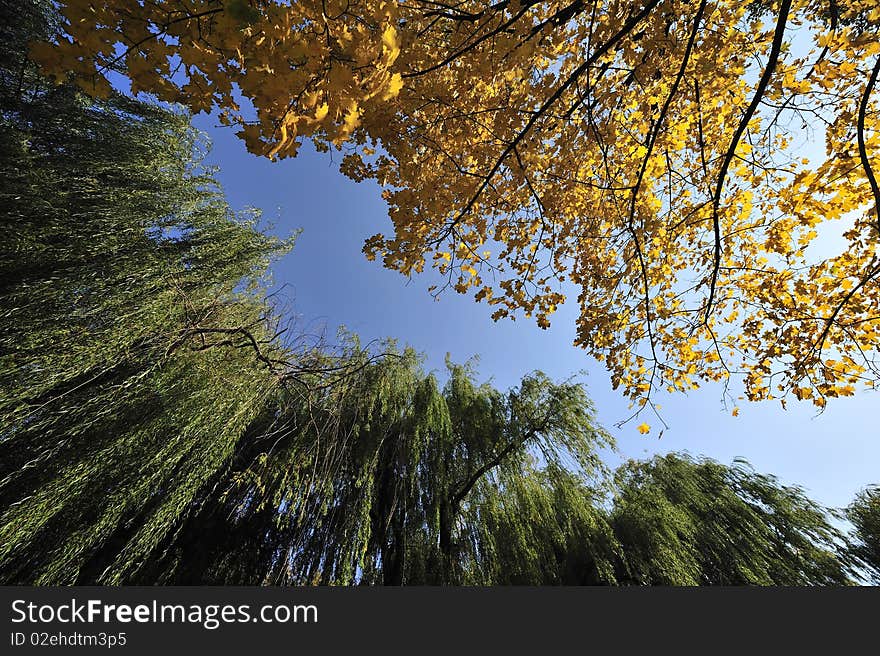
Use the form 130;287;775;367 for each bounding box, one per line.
421;451;860;585
457;463;621;584
146;389;862;586
143;356;613;585
610;454;858;585
0;0;295;584
846;486;880;583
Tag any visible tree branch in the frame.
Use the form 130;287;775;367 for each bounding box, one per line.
704;0;792;323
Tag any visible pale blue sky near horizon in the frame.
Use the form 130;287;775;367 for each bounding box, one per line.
191;113;876;511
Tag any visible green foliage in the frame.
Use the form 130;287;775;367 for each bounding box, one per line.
0;1;292;584
846;486;880;583
461;464;620;585
610;454;858;585
150;354;613;585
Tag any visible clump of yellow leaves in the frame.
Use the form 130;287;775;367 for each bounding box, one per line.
34;0;880;409
31;1;404;159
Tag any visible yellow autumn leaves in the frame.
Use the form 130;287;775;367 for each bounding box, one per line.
262;17;405;157
32;0;880;414
32;1;405;160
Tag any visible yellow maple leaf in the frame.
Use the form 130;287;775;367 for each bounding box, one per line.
637;423;650;435
381;25;400;62
382;73;404;100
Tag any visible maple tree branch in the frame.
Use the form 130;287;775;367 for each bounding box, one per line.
767;0;838;130
96;6;225;76
857;55;880;236
411;0;514;23
629;0;707;214
440;0;664;243
812;258;880;358
624;0;707;398
403;0;542;78
526;0;585;39
704;0;792;324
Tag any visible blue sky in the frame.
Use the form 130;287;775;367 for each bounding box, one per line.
192;113;876;511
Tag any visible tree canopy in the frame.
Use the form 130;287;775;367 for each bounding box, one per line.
2;0;876;587
1;1;295;582
846;485;880;582
610;454;858;585
30;0;880;413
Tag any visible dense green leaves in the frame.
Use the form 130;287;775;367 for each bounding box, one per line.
847;486;880;583
610;455;858;585
0;1;292;584
147;355;612;585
